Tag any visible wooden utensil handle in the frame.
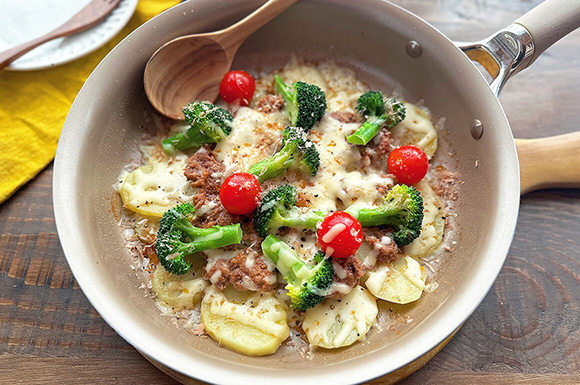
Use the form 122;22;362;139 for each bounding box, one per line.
217;0;299;52
516;131;580;194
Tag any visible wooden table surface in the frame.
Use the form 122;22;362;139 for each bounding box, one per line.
2;0;580;384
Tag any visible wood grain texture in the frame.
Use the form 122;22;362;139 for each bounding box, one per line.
0;0;123;70
1;0;580;384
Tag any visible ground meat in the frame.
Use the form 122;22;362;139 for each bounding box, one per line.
376;174;398;195
256;94;284;113
229;249;276;292
202;258;231;290
363;227;399;265
432;169;459;201
203;248;276;292
360;129;393;170
184;147;243;228
328;111;361;124
191;201;241;228
241;220;263;247
327;256;365;299
184;145;224;194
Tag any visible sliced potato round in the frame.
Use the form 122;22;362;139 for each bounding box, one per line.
201;286;289;356
302;285;378;349
365;256;427;304
119;158;194;217
151;255;208;310
390;102;437;158
404;180;445;258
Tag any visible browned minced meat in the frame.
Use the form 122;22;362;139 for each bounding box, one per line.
328;111;361;124
363;227;400;265
327;256;365;300
202;258;231;290
229;249;276;292
376;173;397;195
432;169;459;201
360;129;393;169
203;248;276;293
184;146;243;228
241;220;263;247
184;145;223;195
191;201;242;229
256;94;284;114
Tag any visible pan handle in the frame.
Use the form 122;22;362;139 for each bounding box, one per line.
456;0;580;97
516;132;580;194
515;0;580;67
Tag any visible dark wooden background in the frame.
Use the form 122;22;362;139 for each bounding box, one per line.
2;0;580;383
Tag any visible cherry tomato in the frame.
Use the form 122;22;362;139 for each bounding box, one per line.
219;172;261;215
317;211;363;259
387;145;429;185
219;70;256;106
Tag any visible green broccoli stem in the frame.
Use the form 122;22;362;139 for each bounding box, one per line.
262;235;307;284
347;206;404;227
247;143;296;181
346;115;387;145
275;75;298;123
162;128;214;155
174;223;243;254
277;210;326;229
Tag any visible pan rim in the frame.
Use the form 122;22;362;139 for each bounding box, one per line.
53;0;520;383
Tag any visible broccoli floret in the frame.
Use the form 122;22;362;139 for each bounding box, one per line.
155;203;243;274
247;126;320;182
253;185;326;237
345;184;423;246
162;102;233;154
274;75;327;131
261;235;334;311
346;91;406;145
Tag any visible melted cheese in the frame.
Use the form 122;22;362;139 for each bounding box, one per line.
214;107;286;174
302;286;378;349
404;180;445;257
202;286;288;337
119;155;194;217
365;256;427;304
390;103;438;158
305;116;394;211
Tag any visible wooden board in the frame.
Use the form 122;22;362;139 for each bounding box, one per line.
2;0;580;383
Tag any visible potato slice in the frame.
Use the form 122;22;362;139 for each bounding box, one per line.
302;286;378;349
390;102;437;158
119;158;194;217
201;286;289;356
151;255;208;310
404;180;445;258
365;256;427;304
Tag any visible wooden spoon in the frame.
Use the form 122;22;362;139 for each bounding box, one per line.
144;0;299;120
0;0;122;71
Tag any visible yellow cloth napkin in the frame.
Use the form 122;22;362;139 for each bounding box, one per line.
0;0;180;204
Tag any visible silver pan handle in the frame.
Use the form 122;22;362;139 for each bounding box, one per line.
456;0;580;97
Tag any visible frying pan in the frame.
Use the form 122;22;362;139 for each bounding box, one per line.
52;0;580;384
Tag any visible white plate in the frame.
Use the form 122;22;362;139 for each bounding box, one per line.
0;0;138;71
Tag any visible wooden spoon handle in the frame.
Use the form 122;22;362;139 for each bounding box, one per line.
216;0;299;54
516;131;580;194
0;0;120;70
0;30;66;70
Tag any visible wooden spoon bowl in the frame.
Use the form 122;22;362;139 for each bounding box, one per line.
144;0;298;120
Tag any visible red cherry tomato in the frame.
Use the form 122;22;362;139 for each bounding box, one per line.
387;145;429;185
219;70;256;106
219;172;261;215
317;212;363;259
